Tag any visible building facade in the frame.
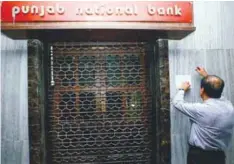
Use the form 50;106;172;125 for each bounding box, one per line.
1;1;234;164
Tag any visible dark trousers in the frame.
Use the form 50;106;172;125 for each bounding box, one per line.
187;145;225;164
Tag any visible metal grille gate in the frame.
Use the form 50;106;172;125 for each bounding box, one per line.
47;42;154;164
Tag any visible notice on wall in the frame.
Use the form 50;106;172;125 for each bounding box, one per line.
175;75;192;89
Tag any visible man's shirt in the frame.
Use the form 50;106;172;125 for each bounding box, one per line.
172;90;234;151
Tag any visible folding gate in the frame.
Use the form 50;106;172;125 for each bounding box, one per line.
47;42;155;164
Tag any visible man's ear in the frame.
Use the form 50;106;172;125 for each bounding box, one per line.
200;87;205;94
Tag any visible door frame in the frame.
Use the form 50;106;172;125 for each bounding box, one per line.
28;39;170;164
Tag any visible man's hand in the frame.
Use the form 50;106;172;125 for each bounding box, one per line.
179;82;191;92
196;66;208;78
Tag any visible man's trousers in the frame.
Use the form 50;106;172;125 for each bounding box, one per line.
187;145;225;164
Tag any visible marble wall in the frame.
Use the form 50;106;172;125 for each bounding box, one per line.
169;2;234;164
1;33;29;164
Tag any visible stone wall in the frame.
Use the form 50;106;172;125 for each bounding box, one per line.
28;40;45;164
157;40;171;164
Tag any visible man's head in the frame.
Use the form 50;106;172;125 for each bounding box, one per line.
200;75;225;99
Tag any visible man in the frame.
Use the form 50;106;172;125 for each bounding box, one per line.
172;67;234;164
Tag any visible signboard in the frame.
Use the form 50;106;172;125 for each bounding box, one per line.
1;1;193;23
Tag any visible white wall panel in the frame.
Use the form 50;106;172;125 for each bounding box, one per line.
1;33;29;164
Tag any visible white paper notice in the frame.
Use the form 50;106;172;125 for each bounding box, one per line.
175;75;192;88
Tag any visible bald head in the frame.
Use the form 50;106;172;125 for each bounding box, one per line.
201;75;225;98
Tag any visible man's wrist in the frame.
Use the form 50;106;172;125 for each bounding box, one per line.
202;74;208;78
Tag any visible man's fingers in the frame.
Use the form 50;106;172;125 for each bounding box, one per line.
195;67;201;72
196;66;206;74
